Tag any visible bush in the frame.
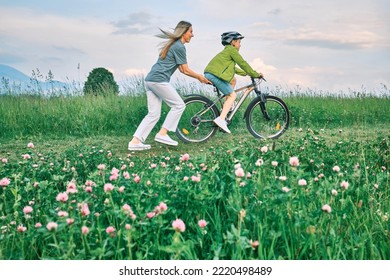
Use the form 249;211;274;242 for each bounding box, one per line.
83;67;119;96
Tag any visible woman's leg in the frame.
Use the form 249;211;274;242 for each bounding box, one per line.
131;84;162;143
146;82;185;134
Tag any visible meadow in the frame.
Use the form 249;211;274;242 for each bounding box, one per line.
0;83;389;260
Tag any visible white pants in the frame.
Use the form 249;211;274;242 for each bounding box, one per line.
133;81;185;142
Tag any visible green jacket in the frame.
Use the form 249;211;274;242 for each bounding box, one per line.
204;45;260;82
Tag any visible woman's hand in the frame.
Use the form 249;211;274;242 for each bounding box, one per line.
198;75;212;84
179;64;211;84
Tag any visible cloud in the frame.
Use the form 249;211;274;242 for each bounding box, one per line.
111;11;158;35
0;7;158;80
250;22;271;28
250;57;277;74
0;1;388;92
0;52;26;64
194;0;283;18
287;66;340;87
253;25;382;51
0;7;114;47
124;68;148;76
268;8;281;16
285;30;378;50
233;57;277;85
52;46;86;55
242;0;390;51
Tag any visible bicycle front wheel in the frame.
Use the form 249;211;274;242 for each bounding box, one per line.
245;95;290;139
176;95;220;143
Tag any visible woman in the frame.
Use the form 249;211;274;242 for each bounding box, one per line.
204;31;262;133
128;21;210;151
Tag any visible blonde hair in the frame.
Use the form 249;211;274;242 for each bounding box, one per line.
157;21;192;59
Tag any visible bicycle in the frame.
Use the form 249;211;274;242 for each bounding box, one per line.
175;77;290;143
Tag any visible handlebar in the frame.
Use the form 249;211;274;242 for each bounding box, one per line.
251;76;266;84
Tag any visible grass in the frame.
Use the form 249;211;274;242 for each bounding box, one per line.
0;82;389;260
0;127;388;260
0;93;389;140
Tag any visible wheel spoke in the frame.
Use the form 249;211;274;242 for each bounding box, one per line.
246;96;289;139
176;96;219;143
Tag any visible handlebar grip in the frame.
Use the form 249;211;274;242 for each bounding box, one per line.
251;77;266;82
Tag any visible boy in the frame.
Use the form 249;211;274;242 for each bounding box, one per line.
204;31;262;133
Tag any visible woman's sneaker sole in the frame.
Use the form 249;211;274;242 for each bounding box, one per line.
128;144;151;151
154;137;178;146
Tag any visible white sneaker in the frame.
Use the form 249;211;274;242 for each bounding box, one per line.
214;117;231;133
154;133;178;146
128;142;151;151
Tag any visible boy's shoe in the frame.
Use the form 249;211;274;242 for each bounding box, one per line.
128;142;151;151
154;133;178;146
214;117;231;133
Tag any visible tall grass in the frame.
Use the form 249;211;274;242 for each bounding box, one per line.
0;95;147;139
287;96;389;128
1;90;389;140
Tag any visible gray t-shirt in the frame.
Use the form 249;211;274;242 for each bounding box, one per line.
145;40;187;83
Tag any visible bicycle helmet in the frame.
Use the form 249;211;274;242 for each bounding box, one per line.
221;31;244;46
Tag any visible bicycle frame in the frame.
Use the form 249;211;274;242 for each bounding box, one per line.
188;78;267;124
176;77;289;143
212;78;270;123
225;83;255;122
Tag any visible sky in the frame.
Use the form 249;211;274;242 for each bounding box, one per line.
1;0;389;94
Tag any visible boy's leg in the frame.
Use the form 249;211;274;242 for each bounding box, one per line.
204;73;235;133
220;91;237;120
230;77;237;88
221;77;237;117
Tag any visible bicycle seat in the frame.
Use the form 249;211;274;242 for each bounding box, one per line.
207;83;223;96
208;83;219;93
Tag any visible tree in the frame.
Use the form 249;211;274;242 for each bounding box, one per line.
83;67;119;96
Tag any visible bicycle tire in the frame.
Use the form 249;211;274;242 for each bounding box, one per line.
245;95;290;139
176;95;220;143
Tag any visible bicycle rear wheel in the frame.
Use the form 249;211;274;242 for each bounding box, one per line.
176;95;220;143
245;95;290;139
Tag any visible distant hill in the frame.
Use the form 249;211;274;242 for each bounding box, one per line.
0;64;31;83
0;64;68;94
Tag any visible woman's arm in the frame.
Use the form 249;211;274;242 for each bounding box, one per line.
178;64;211;84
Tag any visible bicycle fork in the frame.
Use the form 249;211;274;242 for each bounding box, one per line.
259;99;271;121
238;89;271;122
